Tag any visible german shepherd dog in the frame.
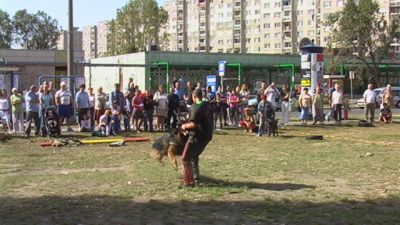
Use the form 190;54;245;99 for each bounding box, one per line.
150;112;189;170
266;118;279;137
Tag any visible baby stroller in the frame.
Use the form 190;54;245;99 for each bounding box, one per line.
44;106;61;137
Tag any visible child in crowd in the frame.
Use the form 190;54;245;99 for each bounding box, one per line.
342;94;350;120
379;103;392;123
240;107;256;132
80;114;92;132
98;110;114;136
111;101;121;133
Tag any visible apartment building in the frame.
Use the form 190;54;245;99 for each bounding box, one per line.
164;0;398;54
56;28;83;52
82;21;110;60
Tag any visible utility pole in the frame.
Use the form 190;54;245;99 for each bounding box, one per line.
67;0;74;77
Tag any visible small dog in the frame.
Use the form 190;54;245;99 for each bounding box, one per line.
266;118;279;137
150;128;188;170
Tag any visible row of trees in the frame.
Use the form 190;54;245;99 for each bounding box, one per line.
325;0;400;85
107;0;169;55
0;9;59;49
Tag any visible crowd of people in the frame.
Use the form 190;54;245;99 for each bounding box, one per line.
0;78;396;137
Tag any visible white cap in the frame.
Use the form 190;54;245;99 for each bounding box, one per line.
60;81;66;86
12;88;17;92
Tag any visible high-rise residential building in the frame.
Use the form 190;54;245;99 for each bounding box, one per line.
82;21;110;60
164;0;398;54
57;28;83;51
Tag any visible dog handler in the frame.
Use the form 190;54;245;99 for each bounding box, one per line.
180;88;213;187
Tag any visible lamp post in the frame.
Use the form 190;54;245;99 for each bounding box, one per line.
67;0;74;78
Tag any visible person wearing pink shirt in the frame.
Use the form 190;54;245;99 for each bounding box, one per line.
132;90;144;132
228;89;240;127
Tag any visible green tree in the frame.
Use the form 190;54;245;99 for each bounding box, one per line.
13;10;59;49
107;0;169;55
0;10;13;48
326;0;399;85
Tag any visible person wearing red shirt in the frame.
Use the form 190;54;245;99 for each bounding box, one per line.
132;90;144;132
228;89;240;127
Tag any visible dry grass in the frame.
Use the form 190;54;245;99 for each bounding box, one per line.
0;121;399;224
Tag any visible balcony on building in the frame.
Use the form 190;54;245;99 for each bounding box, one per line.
284;26;291;32
282;16;291;22
282;0;291;10
283;35;291;42
233;0;242;10
233;30;241;37
199;31;206;37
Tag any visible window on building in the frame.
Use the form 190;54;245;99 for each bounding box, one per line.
308;9;314;15
274;2;281;7
307;20;312;25
218;40;224;44
263;13;270;18
337;0;344;7
274;12;281;18
255;37;261;42
264;33;270;38
296;21;303;27
275;43;281;48
323;1;331;7
275;33;280;38
263;23;271;28
255;10;260;14
264;3;270;8
274;22;281;28
297;10;303;16
264;43;271;48
247;38;251;43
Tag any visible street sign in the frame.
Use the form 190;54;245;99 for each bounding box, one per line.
301;78;311;87
349;71;355;79
207;75;217;92
218;61;226;76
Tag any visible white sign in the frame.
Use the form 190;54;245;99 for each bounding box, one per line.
301;62;311;69
13;74;19;89
218;61;226;76
349;71;355;79
0;75;4;89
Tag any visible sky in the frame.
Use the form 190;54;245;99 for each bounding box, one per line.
0;0;165;30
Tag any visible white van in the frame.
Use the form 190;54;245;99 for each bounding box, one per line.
357;87;400;108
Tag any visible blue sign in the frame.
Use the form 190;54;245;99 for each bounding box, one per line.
207;75;217;92
218;61;226;76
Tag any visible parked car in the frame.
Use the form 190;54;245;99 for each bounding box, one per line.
356;87;400;108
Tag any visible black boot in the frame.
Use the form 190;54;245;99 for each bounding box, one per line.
191;158;200;185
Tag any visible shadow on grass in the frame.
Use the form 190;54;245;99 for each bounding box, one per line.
0;195;398;225
199;176;315;191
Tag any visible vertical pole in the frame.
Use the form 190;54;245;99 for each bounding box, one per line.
89;59;92;88
350;75;353;100
166;63;170;91
291;64;295;91
238;64;242;85
67;0;74;78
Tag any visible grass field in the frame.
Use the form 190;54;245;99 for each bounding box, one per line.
0;121;399;225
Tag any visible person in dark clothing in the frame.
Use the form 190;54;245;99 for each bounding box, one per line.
143;89;155;132
180;88;214;187
167;87;179;130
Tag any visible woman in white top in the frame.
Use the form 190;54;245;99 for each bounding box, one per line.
331;85;343;124
0;89;12;133
153;84;168;132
